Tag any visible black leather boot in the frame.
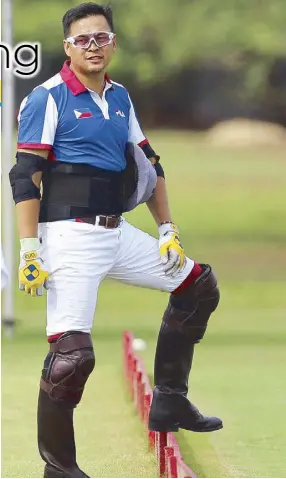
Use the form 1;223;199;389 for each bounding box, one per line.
149;387;222;432
38;389;89;478
37;331;95;479
149;264;223;433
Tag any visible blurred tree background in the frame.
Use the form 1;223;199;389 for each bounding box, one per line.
14;0;286;128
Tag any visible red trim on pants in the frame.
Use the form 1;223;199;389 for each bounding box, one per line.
172;263;202;295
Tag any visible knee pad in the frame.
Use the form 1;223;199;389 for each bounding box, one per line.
167;264;220;343
41;331;95;408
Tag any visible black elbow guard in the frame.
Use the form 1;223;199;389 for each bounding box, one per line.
9;152;45;204
154;162;165;179
140;142;160;163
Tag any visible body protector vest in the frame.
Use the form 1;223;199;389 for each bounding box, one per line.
39;142;157;222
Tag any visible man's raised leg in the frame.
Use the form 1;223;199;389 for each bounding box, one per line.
148;263;222;432
107;220;223;434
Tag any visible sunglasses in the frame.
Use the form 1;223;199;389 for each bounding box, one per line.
65;31;115;49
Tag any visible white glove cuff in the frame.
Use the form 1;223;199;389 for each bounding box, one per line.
20;237;40;252
158;222;178;236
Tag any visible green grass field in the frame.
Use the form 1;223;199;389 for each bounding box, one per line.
2;131;286;478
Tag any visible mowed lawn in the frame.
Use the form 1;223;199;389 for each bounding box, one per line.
2;131;286;478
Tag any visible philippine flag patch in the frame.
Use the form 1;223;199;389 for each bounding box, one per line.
74;108;93;119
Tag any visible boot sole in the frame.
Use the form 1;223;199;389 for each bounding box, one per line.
149;420;223;433
148;419;179;432
184;423;223;433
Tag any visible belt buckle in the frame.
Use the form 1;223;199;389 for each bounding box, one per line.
108;215;121;228
100;215;113;229
105;216;112;229
98;215;121;228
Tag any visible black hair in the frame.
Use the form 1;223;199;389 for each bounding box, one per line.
62;2;114;38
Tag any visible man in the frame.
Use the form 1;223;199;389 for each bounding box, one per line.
9;3;222;478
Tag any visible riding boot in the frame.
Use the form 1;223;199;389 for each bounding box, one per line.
149;264;223;432
38;389;89;478
37;331;95;479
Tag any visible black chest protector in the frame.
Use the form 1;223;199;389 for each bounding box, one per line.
39;152;138;223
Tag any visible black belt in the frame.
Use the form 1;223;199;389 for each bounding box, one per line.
76;215;122;228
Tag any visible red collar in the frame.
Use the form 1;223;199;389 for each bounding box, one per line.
60;60;112;95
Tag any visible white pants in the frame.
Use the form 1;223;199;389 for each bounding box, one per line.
38;218;195;336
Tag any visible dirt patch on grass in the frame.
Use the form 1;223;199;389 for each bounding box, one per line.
207;119;286;148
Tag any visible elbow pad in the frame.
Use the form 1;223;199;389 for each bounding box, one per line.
9;152;45;204
154;162;165;179
140;142;160;163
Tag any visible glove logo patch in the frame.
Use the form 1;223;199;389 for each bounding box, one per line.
24;251;37;261
24;264;39;282
171;223;179;234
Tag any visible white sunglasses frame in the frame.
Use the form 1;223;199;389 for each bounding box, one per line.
65;31;115;49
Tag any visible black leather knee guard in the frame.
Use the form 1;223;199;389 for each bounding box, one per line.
41;331;95;408
169;264;220;343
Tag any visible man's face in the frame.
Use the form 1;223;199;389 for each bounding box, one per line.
63;15;116;74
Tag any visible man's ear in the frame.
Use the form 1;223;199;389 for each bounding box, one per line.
63;40;71;57
112;34;117;52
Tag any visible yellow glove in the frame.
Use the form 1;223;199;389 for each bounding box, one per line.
19;238;49;297
158;222;186;276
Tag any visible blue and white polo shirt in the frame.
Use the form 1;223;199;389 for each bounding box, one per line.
17;60;156;171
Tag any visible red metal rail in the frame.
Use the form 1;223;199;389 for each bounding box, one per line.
123;331;197;478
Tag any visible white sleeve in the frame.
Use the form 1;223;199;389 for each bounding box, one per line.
17;86;58;150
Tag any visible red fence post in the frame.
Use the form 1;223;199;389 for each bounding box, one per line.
132;357;138;405
164;446;175;478
127;353;132;398
139;379;145;420
136;370;143;417
155;432;167;477
144;393;151;426
148;430;155;451
169;455;178;478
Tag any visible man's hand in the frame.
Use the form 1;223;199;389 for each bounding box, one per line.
158;222;186;276
19;238;49;297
